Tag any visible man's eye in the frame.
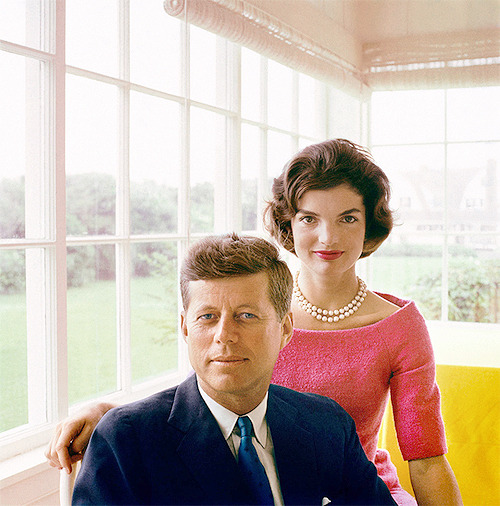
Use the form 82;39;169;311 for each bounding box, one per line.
199;314;215;320
240;312;257;319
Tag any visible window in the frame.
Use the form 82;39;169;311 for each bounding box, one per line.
0;0;348;459
368;87;499;359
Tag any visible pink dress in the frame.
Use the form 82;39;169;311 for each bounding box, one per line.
271;294;447;506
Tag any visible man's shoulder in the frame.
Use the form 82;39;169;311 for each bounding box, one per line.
99;384;179;431
269;384;352;420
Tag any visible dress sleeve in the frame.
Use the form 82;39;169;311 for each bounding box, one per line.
387;303;447;461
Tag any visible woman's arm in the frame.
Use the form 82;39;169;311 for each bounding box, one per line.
45;402;116;473
409;455;463;506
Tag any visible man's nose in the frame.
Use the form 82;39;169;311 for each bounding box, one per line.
214;315;239;344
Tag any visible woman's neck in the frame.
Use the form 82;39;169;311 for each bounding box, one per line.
297;267;360;311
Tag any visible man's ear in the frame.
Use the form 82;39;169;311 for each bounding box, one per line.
180;312;188;342
280;312;294;350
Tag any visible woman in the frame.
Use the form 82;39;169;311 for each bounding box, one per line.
264;140;461;505
46;140;462;505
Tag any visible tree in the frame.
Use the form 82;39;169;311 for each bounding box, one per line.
411;257;499;323
0;177;25;239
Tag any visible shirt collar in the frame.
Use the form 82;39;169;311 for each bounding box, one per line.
198;384;269;448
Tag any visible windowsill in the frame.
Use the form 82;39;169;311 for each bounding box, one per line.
428;320;500;368
0;445;49;486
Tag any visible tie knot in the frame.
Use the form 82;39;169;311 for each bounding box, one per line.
237;416;253;438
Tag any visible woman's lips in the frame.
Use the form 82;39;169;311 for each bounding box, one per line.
314;250;344;260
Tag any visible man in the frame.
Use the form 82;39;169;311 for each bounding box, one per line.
72;233;396;505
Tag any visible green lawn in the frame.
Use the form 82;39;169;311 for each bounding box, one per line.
0;291;28;431
0;276;178;433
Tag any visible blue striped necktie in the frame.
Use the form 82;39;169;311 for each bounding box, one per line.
237;416;274;505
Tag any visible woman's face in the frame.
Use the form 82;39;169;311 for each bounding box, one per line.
290;184;366;277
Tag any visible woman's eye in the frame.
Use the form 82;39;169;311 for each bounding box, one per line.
343;215;357;223
300;215;315;224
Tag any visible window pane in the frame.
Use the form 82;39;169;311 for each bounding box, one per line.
241;48;261;122
190;26;221;107
66;76;118;236
268;60;293;130
130;0;181;94
268;131;293;180
447;142;500;234
0;176;24;240
368;237;443;321
0;52;45;239
371;90;445;144
298;74;323;138
0;250;27;432
67;245;117;405
131;242;178;384
0;0;47;52
328;88;362;142
66;0;119;77
241;124;261;231
190;107;225;233
130;92;181;234
447;236;499;323
371;144;446;227
447;87;500;142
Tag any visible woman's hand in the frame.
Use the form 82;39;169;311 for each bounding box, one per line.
409;455;463;505
45;402;116;474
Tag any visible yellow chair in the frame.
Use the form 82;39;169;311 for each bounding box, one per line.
378;365;500;506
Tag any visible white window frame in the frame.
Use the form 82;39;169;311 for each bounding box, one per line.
367;89;500;368
1;1;352;467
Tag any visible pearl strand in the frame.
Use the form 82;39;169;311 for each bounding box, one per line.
293;273;367;323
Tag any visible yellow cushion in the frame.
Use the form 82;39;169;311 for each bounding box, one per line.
378;365;500;506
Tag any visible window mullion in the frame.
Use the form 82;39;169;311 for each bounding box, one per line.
226;42;241;233
213;37;228;233
24;2;49;426
117;0;131;395
442;90;449;322
54;0;68;422
257;56;268;234
291;71;299;151
177;16;191;377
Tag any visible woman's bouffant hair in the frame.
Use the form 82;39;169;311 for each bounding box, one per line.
264;139;394;258
180;233;292;319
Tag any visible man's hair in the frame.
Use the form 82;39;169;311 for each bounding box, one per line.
180;233;292;319
264;138;394;258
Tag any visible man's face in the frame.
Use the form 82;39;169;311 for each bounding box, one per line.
181;272;293;414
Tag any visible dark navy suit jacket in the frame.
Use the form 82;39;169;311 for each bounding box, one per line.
72;374;396;505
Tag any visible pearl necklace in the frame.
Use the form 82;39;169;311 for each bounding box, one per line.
293;273;367;323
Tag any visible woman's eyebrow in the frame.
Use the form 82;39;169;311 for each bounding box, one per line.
340;208;363;215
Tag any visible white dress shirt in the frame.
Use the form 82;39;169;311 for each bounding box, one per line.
198;386;284;506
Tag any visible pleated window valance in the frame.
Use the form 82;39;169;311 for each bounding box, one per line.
163;0;367;96
364;28;500;90
164;0;500;92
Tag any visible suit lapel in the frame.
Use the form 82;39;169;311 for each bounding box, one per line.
267;386;322;505
168;375;247;504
